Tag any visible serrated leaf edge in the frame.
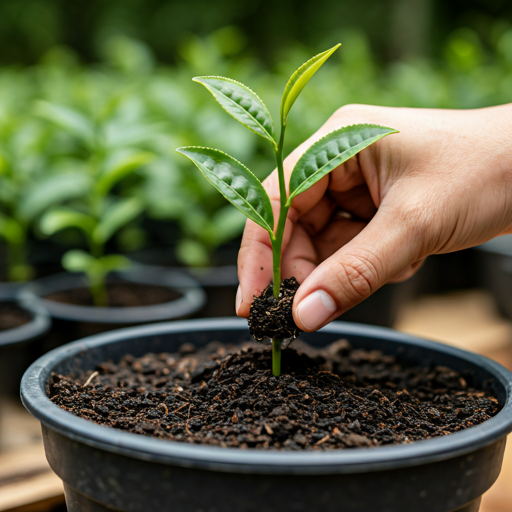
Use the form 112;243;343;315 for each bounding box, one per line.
176;146;274;234
287;124;398;203
193;76;277;147
280;44;341;123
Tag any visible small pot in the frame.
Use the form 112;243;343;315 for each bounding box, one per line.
475;235;512;319
0;294;51;396
20;268;206;348
130;245;240;318
21;319;512;512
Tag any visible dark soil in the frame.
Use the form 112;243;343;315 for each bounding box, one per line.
248;277;301;345
49;339;500;450
0;302;32;332
46;283;182;307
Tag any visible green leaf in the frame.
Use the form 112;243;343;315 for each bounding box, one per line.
35;101;95;146
96;151;155;197
40;208;96;237
96;254;131;274
18;172;93;222
62;249;96;273
93;197;144;245
193;76;276;147
176;146;274;234
0;213;24;244
288;124;398;203
280;44;341;124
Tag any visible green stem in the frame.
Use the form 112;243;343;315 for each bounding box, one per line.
272;339;282;377
87;235;108;307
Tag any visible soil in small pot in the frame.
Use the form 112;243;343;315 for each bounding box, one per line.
49;338;500;451
248;277;301;343
0;302;32;332
45;283;182;307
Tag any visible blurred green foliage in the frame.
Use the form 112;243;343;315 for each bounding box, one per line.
1;22;512;280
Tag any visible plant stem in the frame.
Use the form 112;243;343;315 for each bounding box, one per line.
272;124;289;299
272;339;282;377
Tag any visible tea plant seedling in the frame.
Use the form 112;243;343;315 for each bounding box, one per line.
177;45;398;376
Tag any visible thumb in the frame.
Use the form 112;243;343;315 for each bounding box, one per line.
292;208;422;331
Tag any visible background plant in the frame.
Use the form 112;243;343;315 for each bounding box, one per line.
177;45;398;376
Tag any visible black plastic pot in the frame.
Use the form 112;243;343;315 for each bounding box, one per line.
130;245;240;317
0;294;51;396
20;268;206;348
475;235;512;319
21;318;512;512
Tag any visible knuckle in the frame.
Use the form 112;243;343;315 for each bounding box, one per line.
335;251;381;300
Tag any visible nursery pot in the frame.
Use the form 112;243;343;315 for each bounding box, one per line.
21;318;512;512
130;245;240;317
475;234;512;319
0;294;50;396
20;267;206;348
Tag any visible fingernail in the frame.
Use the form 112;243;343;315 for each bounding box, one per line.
235;285;242;315
296;290;337;331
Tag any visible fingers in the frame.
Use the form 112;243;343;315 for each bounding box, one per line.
293;207;423;332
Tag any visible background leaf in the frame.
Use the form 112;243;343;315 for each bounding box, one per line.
0;213;24;244
62;249;96;273
194;76;276;146
93;197;144;244
40;208;96;237
288;124;398;202
176;146;274;234
280;44;341;124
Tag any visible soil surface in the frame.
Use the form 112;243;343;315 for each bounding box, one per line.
49;339;500;450
248;277;301;344
0;302;32;332
46;283;182;307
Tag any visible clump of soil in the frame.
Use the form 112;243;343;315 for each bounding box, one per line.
248;277;301;344
46;283;182;308
0;302;32;332
49;339;500;450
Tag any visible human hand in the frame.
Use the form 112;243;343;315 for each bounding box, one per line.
236;103;512;331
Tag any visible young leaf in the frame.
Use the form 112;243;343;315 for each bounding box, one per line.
288;124;398;203
62;249;97;273
40;208;96;237
280;44;341;124
62;250;130;276
35;101;95;147
93;197;144;245
193;76;276;147
18;172;93;222
176;146;274;234
96;151;155;198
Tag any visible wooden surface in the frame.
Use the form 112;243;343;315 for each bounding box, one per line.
0;288;510;511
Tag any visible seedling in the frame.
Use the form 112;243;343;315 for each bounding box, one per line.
177;45;397;376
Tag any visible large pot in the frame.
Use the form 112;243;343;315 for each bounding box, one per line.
20;268;206;348
0;294;51;396
21;318;512;512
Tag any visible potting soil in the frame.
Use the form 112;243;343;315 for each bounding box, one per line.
49;339;500;450
0;302;32;331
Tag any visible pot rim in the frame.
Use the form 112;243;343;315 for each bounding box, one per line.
19;268;206;324
21;318;512;475
0;294;51;347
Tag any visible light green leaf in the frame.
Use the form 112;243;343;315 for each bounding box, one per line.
96;151;155;197
281;44;341;124
193;76;276;147
62;249;96;273
0;213;24;244
97;254;131;273
35;101;95;146
176;146;274;234
288;124;398;203
40;209;96;237
93;197;144;245
18;172;93;222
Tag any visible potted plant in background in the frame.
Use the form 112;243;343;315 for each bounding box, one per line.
21;46;512;512
22;97;205;346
